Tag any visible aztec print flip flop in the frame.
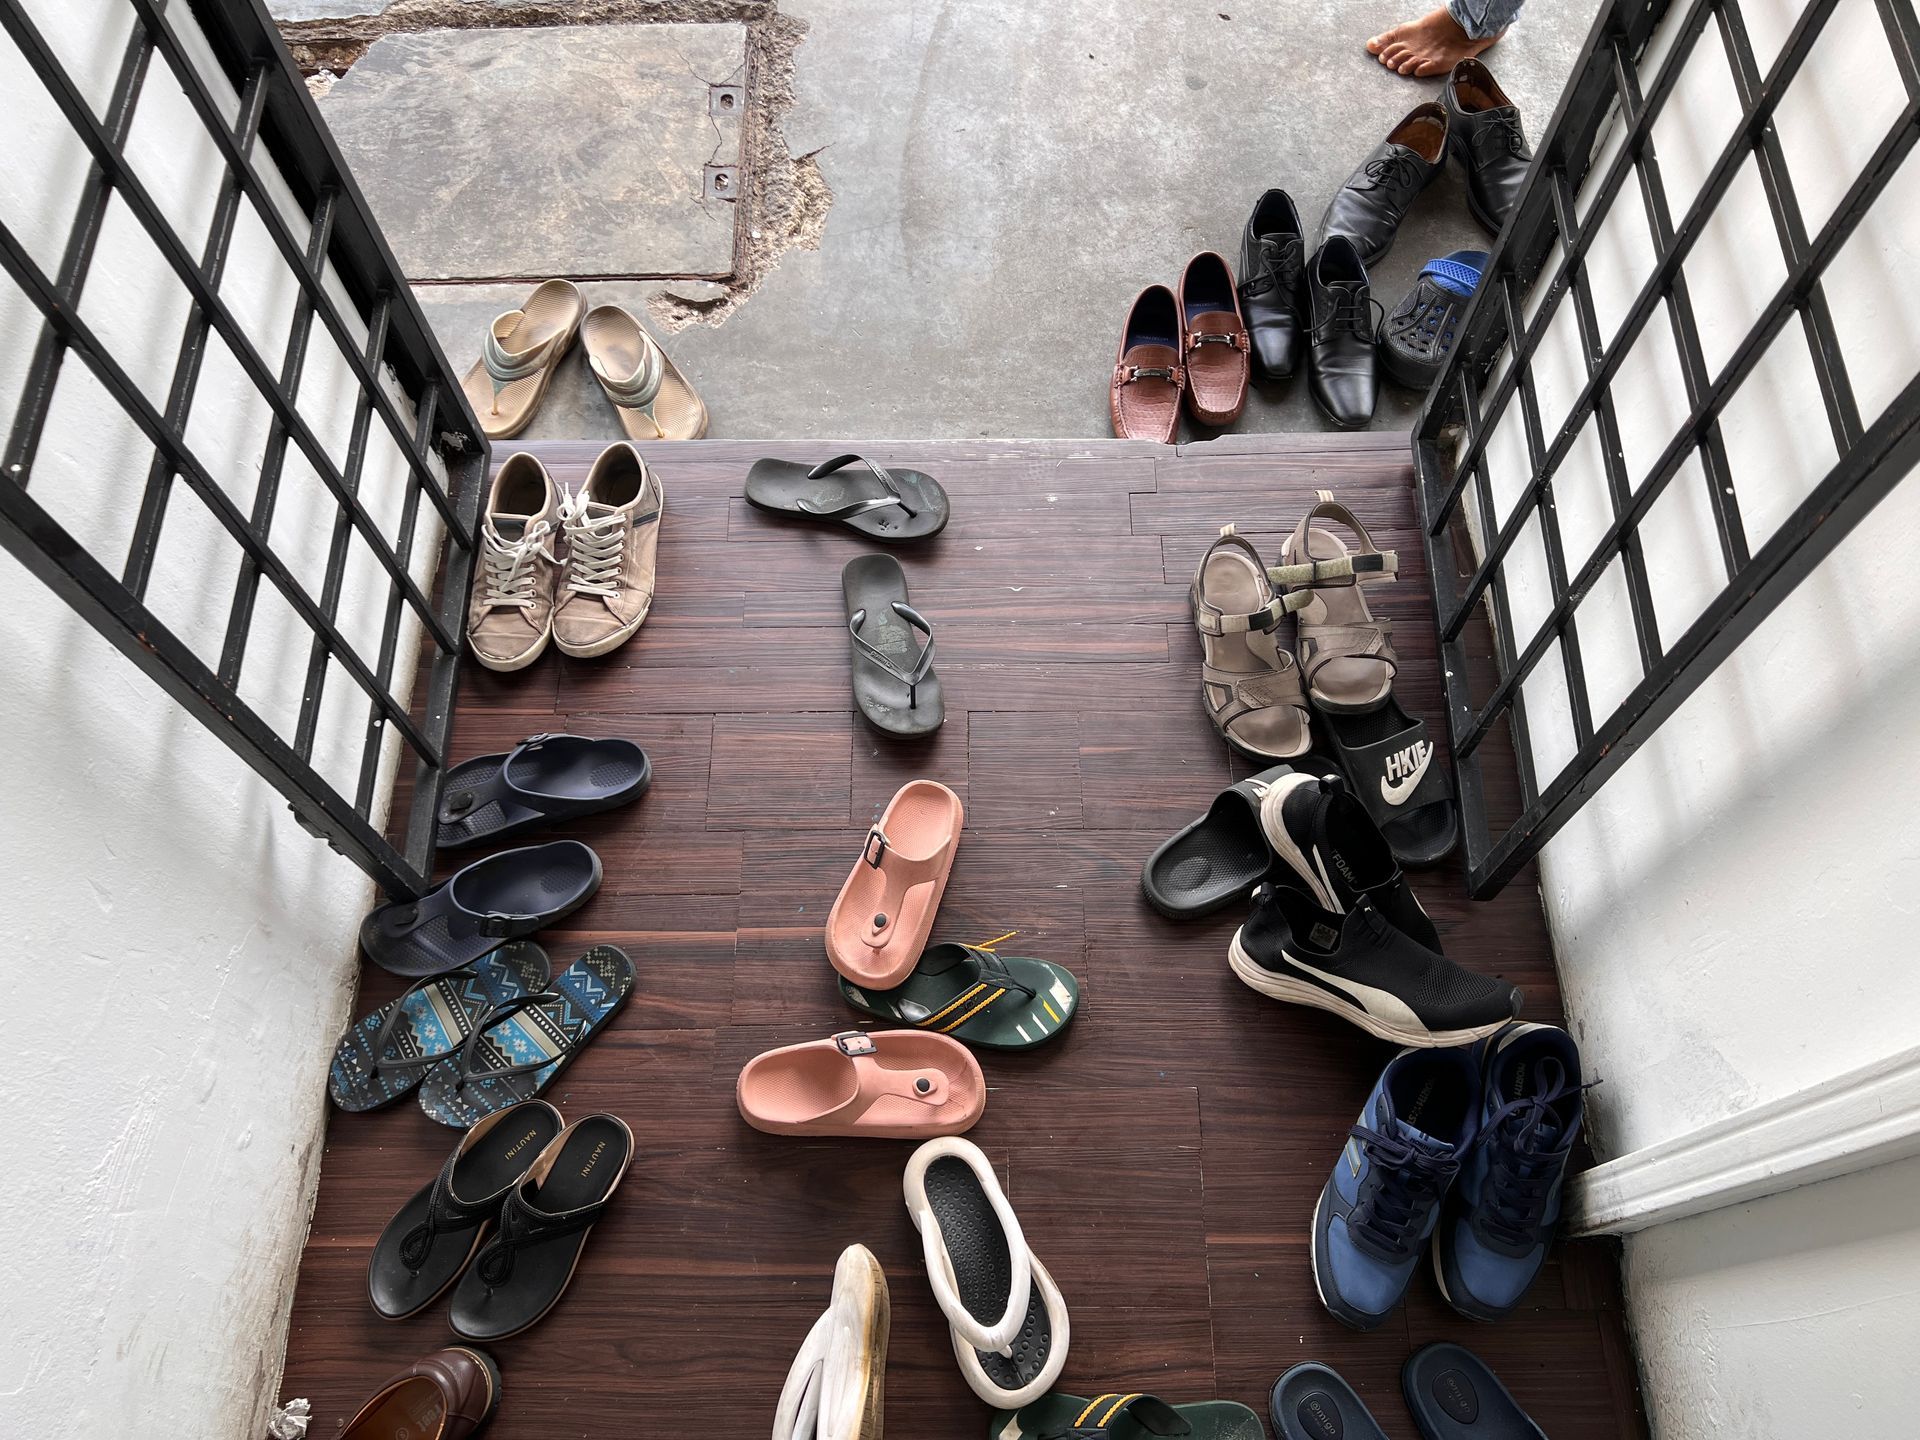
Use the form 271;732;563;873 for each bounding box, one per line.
997;1393;1265;1440
836;938;1079;1050
436;734;651;849
415;945;635;1127
328;943;550;1113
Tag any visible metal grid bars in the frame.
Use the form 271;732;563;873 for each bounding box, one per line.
0;0;490;898
1413;0;1920;898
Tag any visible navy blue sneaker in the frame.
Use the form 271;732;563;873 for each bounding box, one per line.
1436;1022;1584;1320
1312;1046;1479;1330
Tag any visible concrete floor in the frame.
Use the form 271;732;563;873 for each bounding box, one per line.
290;0;1601;440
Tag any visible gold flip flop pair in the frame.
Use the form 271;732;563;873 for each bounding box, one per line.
459;279;709;442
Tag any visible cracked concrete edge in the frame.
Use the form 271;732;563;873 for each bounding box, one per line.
278;0;827;332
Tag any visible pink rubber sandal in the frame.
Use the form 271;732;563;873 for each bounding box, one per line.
735;1031;985;1138
827;780;963;989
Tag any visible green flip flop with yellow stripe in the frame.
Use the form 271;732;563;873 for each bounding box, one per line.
836;939;1079;1050
992;1392;1265;1440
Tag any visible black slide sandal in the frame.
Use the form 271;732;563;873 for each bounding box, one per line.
842;553;943;736
1402;1343;1547;1440
745;453;951;541
437;734;650;849
367;1099;564;1320
1320;694;1459;868
359;840;603;977
449;1113;634;1342
1141;764;1291;918
1271;1362;1391;1440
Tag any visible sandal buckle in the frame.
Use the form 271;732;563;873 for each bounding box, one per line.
834;1031;877;1057
444;791;475;818
520;732;554;748
478;911;515;937
862;828;889;868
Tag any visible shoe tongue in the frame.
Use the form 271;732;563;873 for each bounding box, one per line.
1392;1116;1453;1155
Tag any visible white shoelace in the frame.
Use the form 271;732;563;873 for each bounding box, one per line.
478;518;554;608
559;495;630;597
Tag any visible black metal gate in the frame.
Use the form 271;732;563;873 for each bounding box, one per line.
0;0;486;898
1415;0;1920;897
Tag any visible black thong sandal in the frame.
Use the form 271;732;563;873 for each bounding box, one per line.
1402;1344;1547;1440
745;453;951;541
329;943;550;1112
449;1113;634;1342
437;734;651;849
1271;1363;1390;1440
359;840;603;977
367;1099;564;1320
837;940;1079;1049
1140;764;1292;919
415;945;636;1127
1000;1392;1266;1440
842;553;944;736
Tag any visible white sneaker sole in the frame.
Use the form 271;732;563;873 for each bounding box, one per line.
470;624;551;673
1228;931;1509;1048
1257;771;1340;910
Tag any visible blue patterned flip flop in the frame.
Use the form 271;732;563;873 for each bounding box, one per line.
328;943;550;1112
415;945;636;1127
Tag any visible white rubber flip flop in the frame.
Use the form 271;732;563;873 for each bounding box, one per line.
772;1244;889;1440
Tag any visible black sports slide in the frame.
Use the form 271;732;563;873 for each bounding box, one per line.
449;1113;633;1342
745;453;951;541
367;1099;564;1320
1319;694;1458;868
1141;765;1292;919
1270;1363;1390;1440
359;840;602;977
842;553;943;736
437;734;650;848
1403;1344;1548;1440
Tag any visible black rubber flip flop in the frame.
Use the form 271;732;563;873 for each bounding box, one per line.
838;942;1079;1049
1402;1344;1547;1440
842;553;943;736
359;840;603;977
449;1113;633;1342
437;734;650;849
1000;1392;1264;1439
367;1099;564;1320
1319;694;1459;868
1270;1363;1390;1440
328;943;550;1112
1140;764;1292;918
415;944;636;1127
745;453;951;541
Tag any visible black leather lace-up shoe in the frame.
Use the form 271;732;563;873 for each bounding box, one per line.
1239;189;1307;381
1320;101;1448;267
1445;59;1532;236
1307;237;1380;429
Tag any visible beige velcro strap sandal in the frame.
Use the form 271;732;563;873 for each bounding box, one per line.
1271;490;1400;713
1191;525;1312;760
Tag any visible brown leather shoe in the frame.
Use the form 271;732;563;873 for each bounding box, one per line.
340;1347;500;1440
1111;284;1185;442
1179;251;1251;426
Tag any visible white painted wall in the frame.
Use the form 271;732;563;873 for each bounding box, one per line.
0;2;437;1434
1472;0;1920;1432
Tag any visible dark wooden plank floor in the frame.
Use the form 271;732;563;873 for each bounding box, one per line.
282;435;1646;1439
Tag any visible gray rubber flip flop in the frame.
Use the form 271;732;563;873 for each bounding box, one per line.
1271;1363;1390;1440
437;734;651;849
1402;1344;1548;1440
843;553;943;736
745;453;950;541
359;840;603;977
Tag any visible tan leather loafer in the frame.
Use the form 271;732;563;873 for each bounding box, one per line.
1179;251;1251;426
552;442;664;658
467;452;562;672
339;1347;500;1440
1110;284;1184;443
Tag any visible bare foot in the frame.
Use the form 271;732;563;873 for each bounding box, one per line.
1366;8;1501;77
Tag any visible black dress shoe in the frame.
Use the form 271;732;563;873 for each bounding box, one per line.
1320;101;1448;268
1307;237;1379;429
1238;189;1307;381
1445;59;1532;236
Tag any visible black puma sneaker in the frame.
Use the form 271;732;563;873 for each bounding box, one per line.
1230;884;1521;1046
1257;770;1440;951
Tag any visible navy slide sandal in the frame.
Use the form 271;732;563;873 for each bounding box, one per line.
437;733;651;849
1402;1343;1547;1440
745;453;950;541
1270;1362;1390;1440
359;840;602;977
1140;764;1290;918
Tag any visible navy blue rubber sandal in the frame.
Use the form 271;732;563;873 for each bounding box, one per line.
415;945;635;1127
1402;1343;1547;1440
1270;1363;1389;1440
437;734;651;849
328;943;550;1112
359;840;602;977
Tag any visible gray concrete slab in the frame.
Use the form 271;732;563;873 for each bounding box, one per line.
317;21;744;279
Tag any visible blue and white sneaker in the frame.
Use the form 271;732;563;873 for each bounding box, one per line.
1436;1021;1584;1320
1311;1046;1479;1330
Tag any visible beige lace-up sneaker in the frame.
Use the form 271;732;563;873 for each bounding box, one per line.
552;442;665;658
466;453;562;671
